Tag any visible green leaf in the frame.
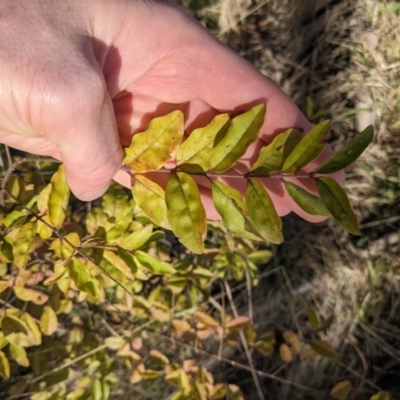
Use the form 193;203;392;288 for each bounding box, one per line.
13;222;37;268
309;339;338;358
3;209;29;228
132;175;169;229
369;391;390;400
135;250;176;275
86;207;108;236
284;181;331;217
49;232;80;260
177;114;230;172
306;307;319;330
316;177;360;235
48;164;69;229
2;315;29;337
330;380;352;399
20;312;42;346
10;343;29;367
0;351;10;378
65;258;104;298
104;207;133;243
166;172;206;254
245;179;283;244
251;128;303;173
316;314;334;332
40;305;58;336
211;181;261;241
37;183;51;214
93;249;134;282
6;175;25;202
282;120;331;173
119;224;153;250
247;250;273;264
316;125;374;174
101;187;130;218
124;110;184;172
210;104;266;172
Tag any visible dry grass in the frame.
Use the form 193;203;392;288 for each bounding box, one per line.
172;0;400;398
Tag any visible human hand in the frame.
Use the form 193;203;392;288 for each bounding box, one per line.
0;0;343;222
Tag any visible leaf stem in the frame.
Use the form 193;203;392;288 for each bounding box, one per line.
121;165;316;180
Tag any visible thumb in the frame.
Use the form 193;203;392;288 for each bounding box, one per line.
54;79;122;201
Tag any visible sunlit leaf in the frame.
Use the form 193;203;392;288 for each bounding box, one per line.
40;306;58;336
3;209;29;228
211;181;261;241
6;175;24;202
316;125;374;174
227;384;244;400
10;343;29;367
177;114;230;172
36;216;53;240
309;339;338;358
135;251;176;275
14;287;49;305
245;179;283;244
48;164;69;229
316;177;360;235
50;232;80;260
279;344;293;362
2;315;29;337
119;224;153;250
124;110;184;172
211;104;266;172
251;128;303;173
37;183;51;214
166;172;206;254
149;349;169;367
93;249;134;282
66;258;104;298
13;222;37;268
140;369;160;380
0;281;8;294
132;175;169;229
283;331;301;355
210;384;226;400
43;268;67;286
86;207;108;236
284;181;331;217
0;351;10;378
369;391;390;400
330;380;353;400
247;250;273;264
195;311;220;328
282;120;331;173
225;316;250;330
20;312;42;346
104;208;133;243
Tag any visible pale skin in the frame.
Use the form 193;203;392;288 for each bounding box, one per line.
0;0;343;222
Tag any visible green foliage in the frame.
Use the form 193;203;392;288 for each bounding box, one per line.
0;103;373;398
122;104;373;252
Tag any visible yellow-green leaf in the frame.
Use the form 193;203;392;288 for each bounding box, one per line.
211;104;266;172
282;120;331;173
247;250;273;264
194;311;220;328
210;384;227;400
3;209;29;228
284;181;331;217
307;307;319;330
20;312;42;346
2;315;29;337
36;216;53;240
86;207;108;235
119;224;153;250
251;128;303;173
149;349;169;366
211;181;261;241
93;249;134;282
0;351;10;378
330;380;353;399
40;305;58;336
10;343;29;367
283;331;301;355
124;110;184;172
48;164;69;229
14;287;49;305
309;339;338;358
316;177;360;235
66;258;104;298
104;207;133;243
279;343;293;362
166;172;206;254
245;179;283;244
135;251;176;275
132;175;169;229
369;391;390;400
177;114;230;172
50;232;80;260
6;175;25;202
13;222;37;268
37;183;51;214
316;125;374;174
